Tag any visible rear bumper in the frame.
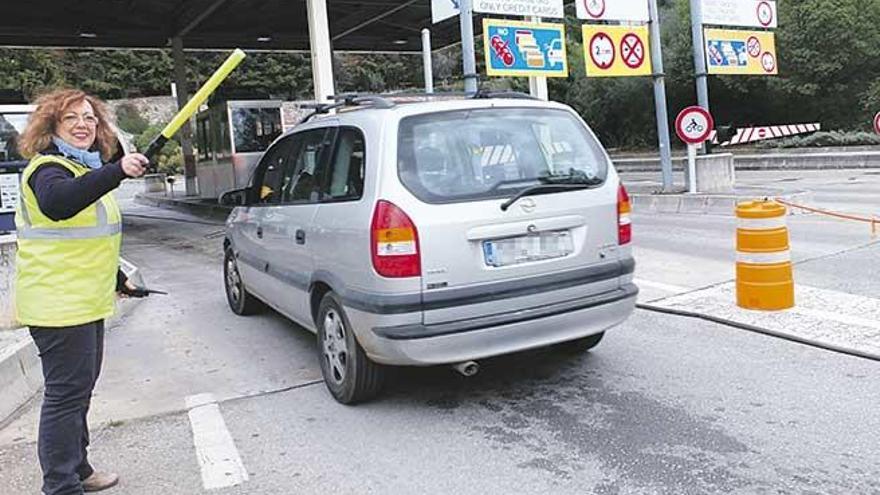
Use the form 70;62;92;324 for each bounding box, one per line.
361;283;638;366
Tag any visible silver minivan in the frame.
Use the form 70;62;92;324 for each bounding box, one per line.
221;94;637;404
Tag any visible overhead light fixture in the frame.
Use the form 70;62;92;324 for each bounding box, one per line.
257;36;272;42
79;32;97;38
393;39;407;45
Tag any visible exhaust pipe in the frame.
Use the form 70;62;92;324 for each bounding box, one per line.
451;361;479;377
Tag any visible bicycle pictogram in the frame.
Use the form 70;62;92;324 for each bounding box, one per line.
685;119;704;134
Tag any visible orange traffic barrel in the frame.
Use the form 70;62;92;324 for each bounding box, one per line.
736;200;794;310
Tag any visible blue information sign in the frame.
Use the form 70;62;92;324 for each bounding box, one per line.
482;19;568;78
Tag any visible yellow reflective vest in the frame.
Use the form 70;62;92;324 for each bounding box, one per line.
15;154;122;327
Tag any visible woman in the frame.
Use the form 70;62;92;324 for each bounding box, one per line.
16;88;149;495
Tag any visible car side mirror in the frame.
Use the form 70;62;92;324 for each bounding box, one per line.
219;188;249;207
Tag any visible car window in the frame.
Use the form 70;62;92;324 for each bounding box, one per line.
322;127;365;202
397;108;608;203
252;136;295;205
282;129;329;203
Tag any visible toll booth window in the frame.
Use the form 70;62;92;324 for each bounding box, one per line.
324;128;365;201
231;107;282;153
218;118;231;158
398;108;608;203
0;112;28;163
197;119;211;160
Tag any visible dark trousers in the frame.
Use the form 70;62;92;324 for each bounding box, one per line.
30;321;105;495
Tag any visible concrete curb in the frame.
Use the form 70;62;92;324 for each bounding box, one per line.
613;151;880;172
134;193;231;222
0;329;41;426
0;293;143;426
631;190;813;216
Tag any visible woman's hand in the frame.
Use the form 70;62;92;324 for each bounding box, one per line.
121;153;149;178
118;279;138;299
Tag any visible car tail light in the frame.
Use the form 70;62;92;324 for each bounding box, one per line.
618;184;632;245
371;200;421;278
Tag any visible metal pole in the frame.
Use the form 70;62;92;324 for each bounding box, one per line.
647;0;673;192
687;143;697;193
690;0;710;153
171;37;198;196
458;0;478;94
306;0;336;102
528;17;549;101
422;28;434;94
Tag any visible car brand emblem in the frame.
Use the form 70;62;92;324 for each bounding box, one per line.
519;198;537;213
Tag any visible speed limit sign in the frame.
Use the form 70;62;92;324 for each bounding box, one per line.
675;106;714;144
874;112;880;135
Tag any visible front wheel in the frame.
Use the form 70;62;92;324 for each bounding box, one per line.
317;293;385;404
224;248;264;316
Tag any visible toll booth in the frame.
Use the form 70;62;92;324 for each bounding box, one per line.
0;105;34;233
194;100;284;198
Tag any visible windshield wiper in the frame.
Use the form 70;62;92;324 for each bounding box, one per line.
500;183;590;211
538;169;604;186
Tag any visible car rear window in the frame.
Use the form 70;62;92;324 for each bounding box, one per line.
397;107;608;203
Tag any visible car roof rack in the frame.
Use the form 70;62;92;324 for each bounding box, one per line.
300;93;395;122
299;89;541;123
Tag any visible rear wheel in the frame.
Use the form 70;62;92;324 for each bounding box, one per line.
554;332;605;354
224;248;264;315
317;293;385;404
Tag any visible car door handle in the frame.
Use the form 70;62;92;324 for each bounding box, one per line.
295;229;306;245
256;226;263;239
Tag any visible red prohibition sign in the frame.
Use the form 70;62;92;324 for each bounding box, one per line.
761;51;776;73
757;1;773;27
675;106;714;144
747;36;761;58
620;34;645;69
589;32;615;70
873;112;880;135
584;0;606;18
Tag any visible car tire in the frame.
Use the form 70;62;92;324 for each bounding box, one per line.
317;292;385;404
224;248;264;316
555;332;605;353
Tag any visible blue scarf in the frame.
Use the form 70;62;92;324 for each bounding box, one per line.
52;136;103;170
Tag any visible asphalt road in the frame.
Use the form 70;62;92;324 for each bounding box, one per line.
1;174;878;494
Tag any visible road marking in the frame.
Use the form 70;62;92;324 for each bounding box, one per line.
186;393;249;490
633;278;691;294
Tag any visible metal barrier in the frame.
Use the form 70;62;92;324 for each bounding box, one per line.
774;198;879;237
736;200;794;310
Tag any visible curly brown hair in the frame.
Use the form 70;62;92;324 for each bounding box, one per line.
18;88;118;161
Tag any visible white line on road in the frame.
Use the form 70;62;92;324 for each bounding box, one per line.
634;278;691;294
186;393;249;490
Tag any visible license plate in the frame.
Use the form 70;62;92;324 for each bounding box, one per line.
482;230;573;267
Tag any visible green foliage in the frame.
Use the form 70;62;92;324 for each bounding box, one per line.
115;103;149;135
0;48;65;97
134;124;182;175
755;131;880;149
